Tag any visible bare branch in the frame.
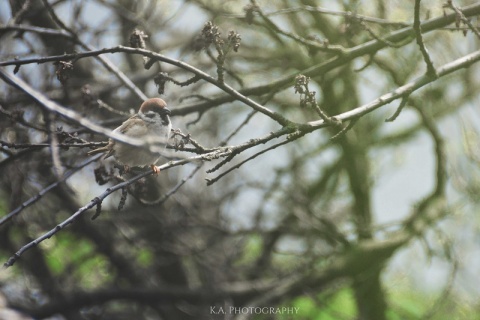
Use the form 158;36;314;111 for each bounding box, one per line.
307;49;480;128
38;0;148;100
0;141;107;150
2;146;231;267
206;132;306;186
361;20;414;48
0;155;100;227
137;163;203;206
414;0;437;77
445;1;480;39
0;24;71;38
0;47;289;126
253;1;346;55
385;94;410;122
174;2;480;117
0;68;154;149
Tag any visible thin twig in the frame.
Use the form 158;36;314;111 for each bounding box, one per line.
8;0;32;25
446;1;480;40
39;0;147;101
264;6;410;27
254;3;346;55
0;24;72;38
207;130;307;186
169;129;209;153
354;54;375;72
96;99;131;116
361;21;414;48
204;50;244;87
220;110;257;146
404;101;446;229
306;49;480;128
294;75;342;127
385;94;410;122
217;90;277;146
0;104;47;132
330;118;359;140
414;0;437;77
139;163;204;206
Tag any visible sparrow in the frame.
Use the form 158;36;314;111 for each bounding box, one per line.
87;98;172;174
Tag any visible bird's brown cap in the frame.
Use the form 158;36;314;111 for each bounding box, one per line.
139;98;169;114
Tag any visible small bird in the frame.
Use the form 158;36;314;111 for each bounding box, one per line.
87;98;172;174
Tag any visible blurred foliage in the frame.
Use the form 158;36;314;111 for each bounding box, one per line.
1;0;480;319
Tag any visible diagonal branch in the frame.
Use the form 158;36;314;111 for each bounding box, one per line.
0;155;101;227
446;1;480;39
0;47;289;126
2;3;480;120
176;2;480;116
39;0;148;101
253;2;346;54
306;49;480;128
2;127;297;267
0;68;149;148
2;158;186;267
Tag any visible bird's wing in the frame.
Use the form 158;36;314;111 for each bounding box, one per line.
88;116;148;159
115;115;148;137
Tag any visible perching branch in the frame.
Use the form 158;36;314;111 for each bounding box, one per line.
2;126;301;267
3;149;231;267
2;45;480;266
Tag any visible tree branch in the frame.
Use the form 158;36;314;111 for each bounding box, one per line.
414;0;437;77
0;155;101;227
307;49;480;128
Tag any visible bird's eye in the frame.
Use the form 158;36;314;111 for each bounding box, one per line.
145;112;156;118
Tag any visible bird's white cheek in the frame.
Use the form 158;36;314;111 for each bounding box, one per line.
152;121;171;139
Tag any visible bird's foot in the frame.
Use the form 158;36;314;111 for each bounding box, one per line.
150;164;160;175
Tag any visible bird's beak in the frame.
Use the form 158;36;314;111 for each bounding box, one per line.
163;107;171;115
